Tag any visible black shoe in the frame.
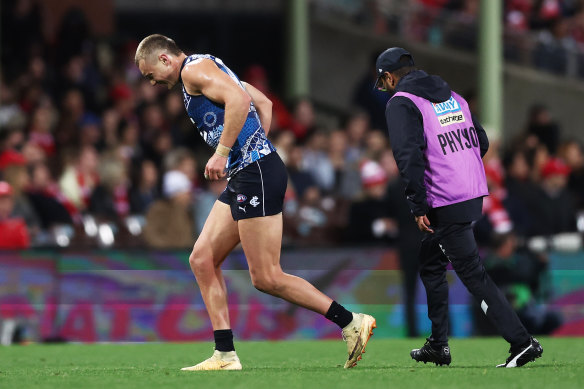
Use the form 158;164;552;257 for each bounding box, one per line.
410;340;451;366
496;337;543;368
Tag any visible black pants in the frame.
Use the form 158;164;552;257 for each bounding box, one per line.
398;238;420;337
419;222;530;347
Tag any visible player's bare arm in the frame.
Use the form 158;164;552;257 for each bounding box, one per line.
242;81;273;135
181;59;251;180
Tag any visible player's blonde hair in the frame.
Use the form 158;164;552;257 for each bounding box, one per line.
134;34;183;66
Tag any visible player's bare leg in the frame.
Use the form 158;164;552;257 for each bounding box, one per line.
189;201;239;328
239;213;332;313
239;213;376;368
182;201;242;371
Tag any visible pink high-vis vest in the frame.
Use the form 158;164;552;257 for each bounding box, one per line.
391;91;489;208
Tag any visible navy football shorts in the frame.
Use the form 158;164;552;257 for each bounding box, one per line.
218;152;288;221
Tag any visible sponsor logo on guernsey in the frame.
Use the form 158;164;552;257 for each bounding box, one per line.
432;96;466;127
237;194;247;203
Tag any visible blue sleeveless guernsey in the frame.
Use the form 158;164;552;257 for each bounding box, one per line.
179;54;276;177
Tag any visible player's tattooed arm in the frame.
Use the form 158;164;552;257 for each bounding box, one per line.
182;59;251;180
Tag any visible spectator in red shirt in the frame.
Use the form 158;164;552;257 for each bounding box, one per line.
0;181;29;249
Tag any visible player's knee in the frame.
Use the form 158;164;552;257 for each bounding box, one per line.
250;272;282;294
188;245;211;272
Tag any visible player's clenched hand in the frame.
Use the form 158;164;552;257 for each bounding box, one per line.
415;214;434;234
205;153;227;180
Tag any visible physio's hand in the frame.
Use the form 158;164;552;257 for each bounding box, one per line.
205;153;227;181
415;214;434;234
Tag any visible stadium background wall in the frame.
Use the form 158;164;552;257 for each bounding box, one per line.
309;18;584;142
0;248;582;343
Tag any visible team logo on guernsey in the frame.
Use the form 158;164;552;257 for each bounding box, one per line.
203;112;217;127
432;96;466;127
237;194;247;203
250;196;260;207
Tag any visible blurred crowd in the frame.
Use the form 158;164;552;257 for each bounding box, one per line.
316;0;584;77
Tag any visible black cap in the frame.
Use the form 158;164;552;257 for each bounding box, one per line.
374;47;414;89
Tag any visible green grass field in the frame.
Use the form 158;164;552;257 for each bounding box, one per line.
1;337;582;389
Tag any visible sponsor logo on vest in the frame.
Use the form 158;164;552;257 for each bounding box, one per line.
437;127;479;155
432;96;461;116
437;111;465;127
433;96;465;127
